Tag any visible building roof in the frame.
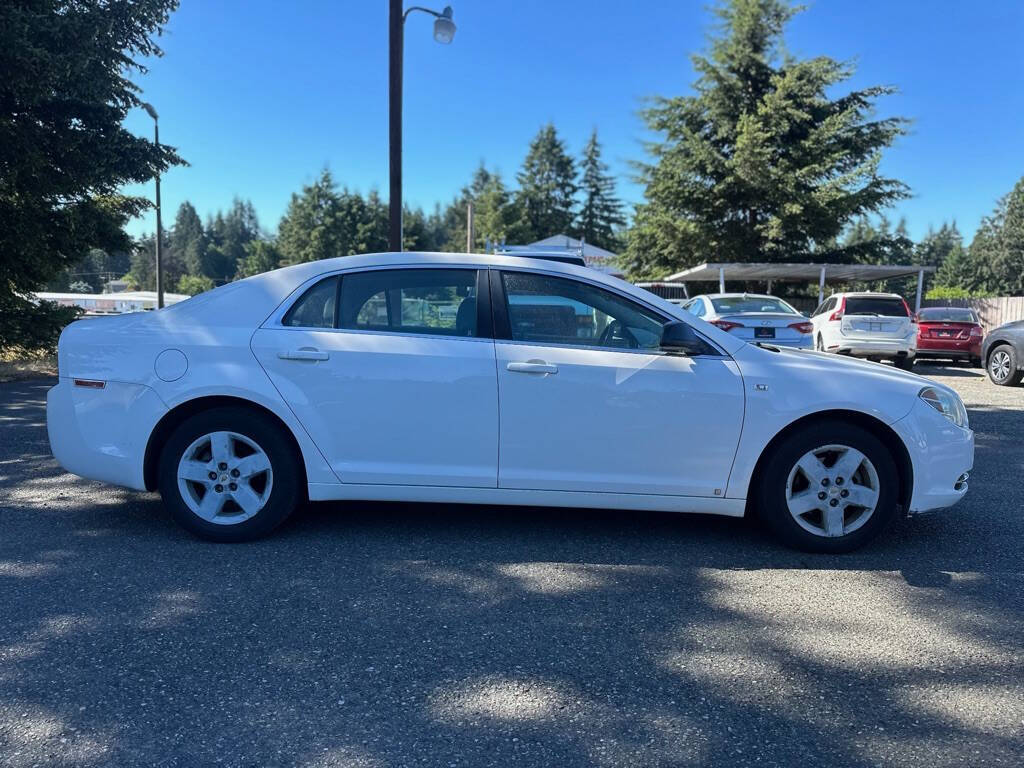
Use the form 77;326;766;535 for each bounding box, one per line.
523;235;623;276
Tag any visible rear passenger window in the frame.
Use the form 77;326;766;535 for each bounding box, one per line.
283;277;338;328
339;269;479;337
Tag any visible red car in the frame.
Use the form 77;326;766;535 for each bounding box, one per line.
915;307;983;366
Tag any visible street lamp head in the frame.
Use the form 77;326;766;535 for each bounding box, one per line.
433;6;455;44
141;102;159;121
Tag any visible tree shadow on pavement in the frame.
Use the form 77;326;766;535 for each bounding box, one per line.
1;378;1021;767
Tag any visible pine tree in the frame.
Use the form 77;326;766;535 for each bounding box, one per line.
574;130;625;252
624;0;909;279
989;177;1024;295
234;240;281;279
171;201;207;277
1;0;184;350
277;170;345;265
515;124;578;242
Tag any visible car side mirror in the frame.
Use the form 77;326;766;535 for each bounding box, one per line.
660;321;707;356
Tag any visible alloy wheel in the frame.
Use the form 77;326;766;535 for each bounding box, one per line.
176;431;274;524
990;349;1012;382
785;444;880;538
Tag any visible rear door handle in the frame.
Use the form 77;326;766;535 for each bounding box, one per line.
279;347;329;361
507;360;558;375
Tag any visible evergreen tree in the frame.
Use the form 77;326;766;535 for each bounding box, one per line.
1;0;184;350
575;130;625;251
515;124;578;242
278;170;346;264
989;177;1024;295
171;201;207;277
235;240;281;279
624;0;909;279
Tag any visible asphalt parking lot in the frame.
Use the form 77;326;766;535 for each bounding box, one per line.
1;365;1022;767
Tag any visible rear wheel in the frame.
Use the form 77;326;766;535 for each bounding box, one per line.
757;420;900;553
987;345;1023;386
158;407;302;541
970;356;982;368
894;355;915;371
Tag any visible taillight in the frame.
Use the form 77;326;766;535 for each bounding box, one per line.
970;325;983;337
788;321;813;334
828;297;846;322
712;319;744;332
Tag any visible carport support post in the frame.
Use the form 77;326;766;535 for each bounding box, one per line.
818;266;826;305
718;267;725;293
915;269;924;313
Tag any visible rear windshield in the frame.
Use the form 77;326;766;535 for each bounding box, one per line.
710;297;798;314
917;308;977;323
844;297;909;317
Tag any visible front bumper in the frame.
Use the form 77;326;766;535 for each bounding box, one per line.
890;398;974;514
47;378;168;490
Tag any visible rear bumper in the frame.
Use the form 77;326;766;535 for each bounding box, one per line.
916;339;981;358
830;337;915;359
890;398;974;514
47;378;167;491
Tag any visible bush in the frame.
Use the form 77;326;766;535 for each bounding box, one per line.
0;292;82;356
177;274;215;296
925;285;991;300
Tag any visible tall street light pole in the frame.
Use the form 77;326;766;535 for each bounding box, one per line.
389;3;455;252
141;102;164;309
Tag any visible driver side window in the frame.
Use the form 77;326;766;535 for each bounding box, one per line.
500;272;665;350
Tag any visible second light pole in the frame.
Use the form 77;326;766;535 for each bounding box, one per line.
389;2;455;252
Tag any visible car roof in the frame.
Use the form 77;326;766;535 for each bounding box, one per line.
826;291;905;299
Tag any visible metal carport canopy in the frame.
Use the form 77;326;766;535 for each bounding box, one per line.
658;262;936;310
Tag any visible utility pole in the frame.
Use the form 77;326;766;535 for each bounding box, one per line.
142;102;164;308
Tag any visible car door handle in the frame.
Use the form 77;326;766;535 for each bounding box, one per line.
278;347;329;361
507;360;558;375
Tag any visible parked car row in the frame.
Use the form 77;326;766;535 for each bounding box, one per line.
679;291;1023;386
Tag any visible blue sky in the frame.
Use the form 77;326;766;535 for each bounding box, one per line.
123;0;1024;245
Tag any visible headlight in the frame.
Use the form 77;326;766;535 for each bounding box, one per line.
919;386;969;429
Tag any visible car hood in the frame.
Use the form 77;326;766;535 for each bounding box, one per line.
730;343;952;426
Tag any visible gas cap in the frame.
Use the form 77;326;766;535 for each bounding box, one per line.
154;349;188;382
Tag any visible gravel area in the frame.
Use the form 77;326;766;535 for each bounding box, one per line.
0;364;1021;767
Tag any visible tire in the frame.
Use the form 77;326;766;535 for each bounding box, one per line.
158;406;302;542
894;355;915;371
987;344;1023;386
970;356;982;369
815;335;825;352
756;420;900;553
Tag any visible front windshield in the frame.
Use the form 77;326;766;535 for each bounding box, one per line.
918;308;977;323
710;296;799;314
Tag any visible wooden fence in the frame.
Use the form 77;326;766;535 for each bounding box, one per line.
920;297;1024;332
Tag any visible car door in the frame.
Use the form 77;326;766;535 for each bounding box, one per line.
251;266;499;488
491;269;745;497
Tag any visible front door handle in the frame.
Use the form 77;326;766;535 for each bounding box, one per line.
279;347;329;361
507;360;558;375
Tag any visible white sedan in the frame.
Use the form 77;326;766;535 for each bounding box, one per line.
47;253;974;552
680;293;813;348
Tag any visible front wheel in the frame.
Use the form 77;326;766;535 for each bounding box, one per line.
757;420;900;553
158;407;302;542
987;345;1023;386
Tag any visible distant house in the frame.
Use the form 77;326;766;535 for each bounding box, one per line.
526;235;624;278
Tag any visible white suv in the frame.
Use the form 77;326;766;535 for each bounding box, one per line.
810;292;918;370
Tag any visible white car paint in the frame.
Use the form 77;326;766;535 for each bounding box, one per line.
47;252;973;542
810;292;918;362
682;293;813;349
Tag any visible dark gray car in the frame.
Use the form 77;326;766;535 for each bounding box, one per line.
982;319;1024;386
